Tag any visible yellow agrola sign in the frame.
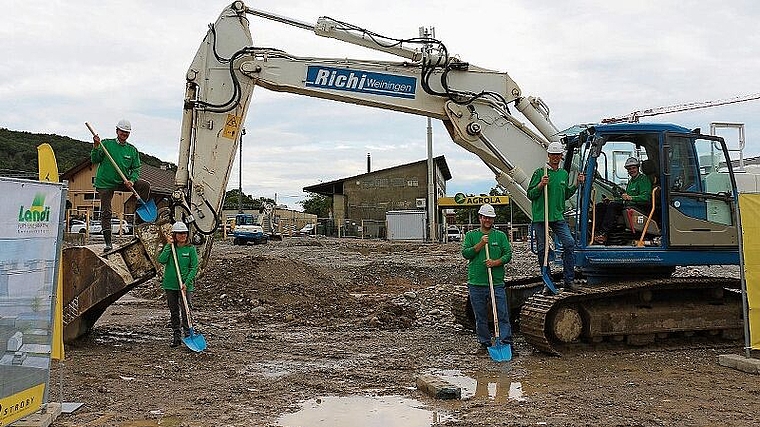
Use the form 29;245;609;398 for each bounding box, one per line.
438;193;510;208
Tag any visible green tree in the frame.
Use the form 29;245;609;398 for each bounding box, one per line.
222;190;275;211
299;192;331;218
0;127;171;176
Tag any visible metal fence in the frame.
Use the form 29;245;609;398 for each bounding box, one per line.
274;217;532;242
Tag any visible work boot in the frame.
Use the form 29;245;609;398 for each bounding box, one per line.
102;230;113;252
474;343;489;356
170;332;182;348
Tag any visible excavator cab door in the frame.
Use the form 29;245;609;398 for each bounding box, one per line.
664;133;738;247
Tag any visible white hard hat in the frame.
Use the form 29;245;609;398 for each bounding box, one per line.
171;221;189;233
547;142;564;154
478;203;496;218
116;119;132;132
624;157;640;168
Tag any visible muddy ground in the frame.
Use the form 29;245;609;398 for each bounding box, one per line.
50;237;759;427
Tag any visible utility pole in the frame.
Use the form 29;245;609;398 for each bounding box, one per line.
420;25;436;242
238;128;245;213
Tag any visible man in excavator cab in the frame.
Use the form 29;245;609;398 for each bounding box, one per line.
593;156;653;244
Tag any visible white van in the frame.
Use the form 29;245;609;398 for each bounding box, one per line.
446;225;462;242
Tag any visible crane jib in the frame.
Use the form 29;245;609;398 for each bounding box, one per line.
305;66;416;99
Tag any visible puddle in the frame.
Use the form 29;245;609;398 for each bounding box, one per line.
277;395;451;427
94;330;162;344
434;369;528;402
120;417;182;427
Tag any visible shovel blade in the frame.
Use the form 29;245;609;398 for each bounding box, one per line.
487;343;512;362
182;328;207;352
541;267;558;295
135;198;158;223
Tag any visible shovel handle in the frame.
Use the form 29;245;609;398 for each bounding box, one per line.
170;242;195;328
484;243;500;340
543;166;550;268
84;122;144;202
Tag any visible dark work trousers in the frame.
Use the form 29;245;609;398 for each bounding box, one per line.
165;289;193;337
97;179;151;230
596;200;651;235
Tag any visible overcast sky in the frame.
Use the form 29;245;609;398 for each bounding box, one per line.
3;1;759;209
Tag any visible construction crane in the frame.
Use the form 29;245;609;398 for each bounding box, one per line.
601;92;760;124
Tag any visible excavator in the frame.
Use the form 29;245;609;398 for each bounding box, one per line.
62;2;744;353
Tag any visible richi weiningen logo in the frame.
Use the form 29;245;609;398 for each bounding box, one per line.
17;192;52;234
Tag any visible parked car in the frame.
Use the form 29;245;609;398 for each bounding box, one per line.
296;223;316;236
69;219;130;234
446;225;462;242
70;220;102;234
111;219;132;234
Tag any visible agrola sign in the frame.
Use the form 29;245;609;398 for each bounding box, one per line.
438;193;510;208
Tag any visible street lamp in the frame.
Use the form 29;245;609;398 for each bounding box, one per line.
420;25;436;242
239;128;245;213
509;192;514;241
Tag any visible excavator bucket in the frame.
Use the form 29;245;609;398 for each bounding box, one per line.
62;223;168;341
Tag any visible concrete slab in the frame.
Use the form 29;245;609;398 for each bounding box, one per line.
416;373;461;400
718;354;760;374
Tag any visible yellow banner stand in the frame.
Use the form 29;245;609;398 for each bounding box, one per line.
38;143;64;361
738;194;760;351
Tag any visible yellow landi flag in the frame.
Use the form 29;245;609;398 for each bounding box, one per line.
738;193;760;350
37;143;64;360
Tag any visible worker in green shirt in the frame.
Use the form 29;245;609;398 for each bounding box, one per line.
527;142;584;293
462;203;514;356
91;119;151;252
594;157;653;244
157;222;200;347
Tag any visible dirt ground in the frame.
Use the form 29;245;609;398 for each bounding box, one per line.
49;237;760;427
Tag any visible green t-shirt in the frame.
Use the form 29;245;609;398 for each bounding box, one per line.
527;166;577;222
157;244;200;291
625;173;653;204
461;228;512;286
91;138;142;189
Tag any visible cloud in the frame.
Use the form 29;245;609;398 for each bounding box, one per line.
2;0;760;210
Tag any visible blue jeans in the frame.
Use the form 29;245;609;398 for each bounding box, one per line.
468;284;512;346
533;220;575;285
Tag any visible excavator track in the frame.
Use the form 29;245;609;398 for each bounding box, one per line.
520;276;743;355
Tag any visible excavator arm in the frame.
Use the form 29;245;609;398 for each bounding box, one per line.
175;1;566;266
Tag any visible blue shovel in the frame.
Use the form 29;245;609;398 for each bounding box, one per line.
85;122;157;223
485;243;512;362
542;166;558;295
170;242;207;352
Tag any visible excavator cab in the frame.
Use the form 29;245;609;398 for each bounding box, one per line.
570;123;740;282
520;123;744;354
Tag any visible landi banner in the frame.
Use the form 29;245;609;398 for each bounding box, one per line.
0;178;66;426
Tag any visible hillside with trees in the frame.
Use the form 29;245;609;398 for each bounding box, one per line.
0;128;168;177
